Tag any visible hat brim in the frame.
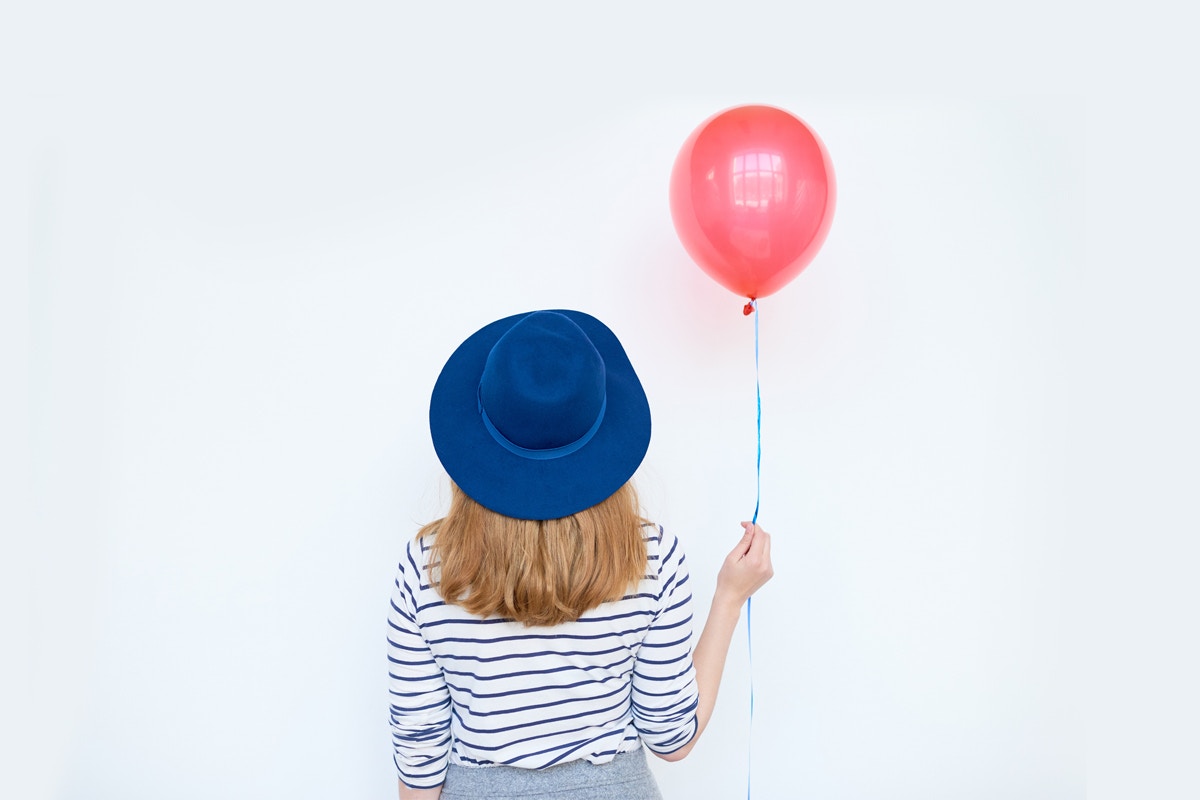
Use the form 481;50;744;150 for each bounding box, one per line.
429;310;651;521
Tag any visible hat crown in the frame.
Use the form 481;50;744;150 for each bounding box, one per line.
479;312;607;452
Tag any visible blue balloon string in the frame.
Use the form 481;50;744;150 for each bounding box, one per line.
748;298;760;800
752;299;761;527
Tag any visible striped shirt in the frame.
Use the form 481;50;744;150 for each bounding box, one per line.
387;522;699;788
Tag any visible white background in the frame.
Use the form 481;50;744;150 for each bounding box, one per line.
3;2;1196;799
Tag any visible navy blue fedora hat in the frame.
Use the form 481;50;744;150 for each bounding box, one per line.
429;310;651;520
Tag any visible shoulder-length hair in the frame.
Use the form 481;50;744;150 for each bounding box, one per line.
418;482;648;626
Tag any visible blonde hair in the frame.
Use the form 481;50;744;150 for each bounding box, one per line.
418;482;648;626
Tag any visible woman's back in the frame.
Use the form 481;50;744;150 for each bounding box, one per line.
388;522;699;781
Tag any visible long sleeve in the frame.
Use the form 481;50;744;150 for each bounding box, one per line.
387;540;453;788
630;526;699;755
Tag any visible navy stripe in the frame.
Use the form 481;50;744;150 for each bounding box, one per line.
444;671;632;701
638;629;692;649
425;620;650;647
539;728;625;768
461;682;628;718
632;662;694;683
454;695;629;738
433;643;631;664
452;710;630;754
439;653;631;682
636;650;694;666
632;694;698;716
390;696;451;715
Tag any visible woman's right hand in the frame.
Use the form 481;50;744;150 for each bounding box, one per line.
714;522;774;606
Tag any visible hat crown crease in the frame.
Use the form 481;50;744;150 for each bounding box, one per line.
477;312;608;459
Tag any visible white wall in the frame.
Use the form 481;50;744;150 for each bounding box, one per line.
6;2;1159;798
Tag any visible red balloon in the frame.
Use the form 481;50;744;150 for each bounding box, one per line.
670;105;836;300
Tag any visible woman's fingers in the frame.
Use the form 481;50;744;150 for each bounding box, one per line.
729;523;755;560
749;526;769;561
716;523;774;601
737;523;770;563
754;530;773;582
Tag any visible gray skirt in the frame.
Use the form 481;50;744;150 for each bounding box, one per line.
440;748;663;800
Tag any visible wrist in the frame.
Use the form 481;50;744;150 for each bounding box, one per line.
710;588;745;616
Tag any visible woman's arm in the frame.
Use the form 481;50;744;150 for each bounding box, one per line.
652;522;773;762
398;781;442;800
388;543;453;792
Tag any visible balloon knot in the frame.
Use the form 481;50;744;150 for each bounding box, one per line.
743;301;756;316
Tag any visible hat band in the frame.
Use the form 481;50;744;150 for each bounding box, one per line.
478;390;608;461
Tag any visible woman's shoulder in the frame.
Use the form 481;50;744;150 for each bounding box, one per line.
641;521;687;576
396;531;436;578
640;520;663;551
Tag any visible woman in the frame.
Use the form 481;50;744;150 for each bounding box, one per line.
388;309;772;799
